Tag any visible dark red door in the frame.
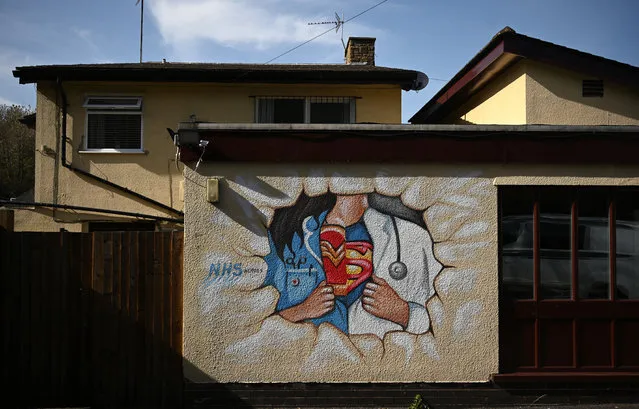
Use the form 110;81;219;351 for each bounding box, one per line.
499;187;639;375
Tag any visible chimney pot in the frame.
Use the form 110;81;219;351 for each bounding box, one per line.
345;37;375;66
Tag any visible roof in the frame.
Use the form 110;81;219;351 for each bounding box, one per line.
410;27;639;123
175;123;639;165
13;62;428;91
18;113;36;129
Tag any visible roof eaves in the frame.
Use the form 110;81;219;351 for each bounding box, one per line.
12;63;428;90
408;27;517;123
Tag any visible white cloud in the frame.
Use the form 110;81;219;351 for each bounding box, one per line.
150;0;378;53
0;48;33;79
72;27;100;54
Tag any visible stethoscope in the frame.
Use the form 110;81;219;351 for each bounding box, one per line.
388;216;408;280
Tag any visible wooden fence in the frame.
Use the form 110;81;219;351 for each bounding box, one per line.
0;231;184;408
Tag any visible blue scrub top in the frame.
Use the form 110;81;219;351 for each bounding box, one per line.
263;211;371;333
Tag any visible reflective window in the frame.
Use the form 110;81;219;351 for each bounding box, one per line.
539;190;572;299
616;191;639;299
501;188;535;299
578;192;610;299
500;187;639;301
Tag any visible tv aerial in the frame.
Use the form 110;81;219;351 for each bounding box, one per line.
308;12;346;49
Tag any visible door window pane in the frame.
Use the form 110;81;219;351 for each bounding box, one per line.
578;191;610;299
616;191;639;299
539;190;572;299
501;188;534;299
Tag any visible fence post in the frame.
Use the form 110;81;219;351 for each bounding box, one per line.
0;209;14;232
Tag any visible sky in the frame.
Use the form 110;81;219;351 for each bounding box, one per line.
1;0;638;123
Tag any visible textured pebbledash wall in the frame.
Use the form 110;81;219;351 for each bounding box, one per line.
183;164;500;383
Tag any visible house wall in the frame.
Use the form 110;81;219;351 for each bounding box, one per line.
182;162;639;384
525;61;639;125
22;82;400;232
443;62;527;124
442;60;639;126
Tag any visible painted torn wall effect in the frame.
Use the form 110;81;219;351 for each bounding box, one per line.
263;192;440;338
189;169;498;382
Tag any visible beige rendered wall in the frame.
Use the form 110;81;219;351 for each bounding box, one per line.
182;162;639;383
22;82;400;231
443;62;527;124
183;164;499;383
525;61;639;125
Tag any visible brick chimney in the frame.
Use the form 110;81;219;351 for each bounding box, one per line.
345;37;375;66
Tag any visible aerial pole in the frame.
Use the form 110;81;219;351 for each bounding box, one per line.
136;0;144;62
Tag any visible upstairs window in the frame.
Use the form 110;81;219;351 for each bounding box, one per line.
255;97;356;124
83;96;143;152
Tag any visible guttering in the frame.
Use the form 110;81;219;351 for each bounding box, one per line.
177;122;639;134
56;78;183;217
0;201;183;224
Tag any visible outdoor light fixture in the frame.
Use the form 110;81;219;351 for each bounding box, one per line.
176;129;200;146
207;178;219;203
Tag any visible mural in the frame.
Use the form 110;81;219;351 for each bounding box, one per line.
263;192;440;338
187;169;498;383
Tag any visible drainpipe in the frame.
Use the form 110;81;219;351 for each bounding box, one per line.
56;78;184;217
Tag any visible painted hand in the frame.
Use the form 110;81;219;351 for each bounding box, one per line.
362;275;409;328
279;281;335;322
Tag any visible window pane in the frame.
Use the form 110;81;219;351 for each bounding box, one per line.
578;191;610;299
87;113;141;150
616;190;639;299
539;190;572;299
85;97;141;108
501;188;535;299
272;99;305;123
310;101;351;123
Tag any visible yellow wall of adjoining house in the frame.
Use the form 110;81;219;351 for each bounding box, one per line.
444;63;527;124
525;61;639;125
19;82;400;231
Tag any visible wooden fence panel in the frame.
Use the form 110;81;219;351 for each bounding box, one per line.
0;231;184;409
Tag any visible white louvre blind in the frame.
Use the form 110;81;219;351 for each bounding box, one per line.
84;96;143;151
87;113;142;150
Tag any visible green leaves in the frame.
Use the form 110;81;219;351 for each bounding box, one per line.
0;104;35;199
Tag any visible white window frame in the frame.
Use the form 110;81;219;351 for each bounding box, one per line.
82;96;144;153
254;96;356;124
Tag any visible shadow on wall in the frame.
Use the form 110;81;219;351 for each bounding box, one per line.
215;178;272;237
526;65;639;124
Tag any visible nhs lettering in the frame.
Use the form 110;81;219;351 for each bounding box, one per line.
208;262;243;279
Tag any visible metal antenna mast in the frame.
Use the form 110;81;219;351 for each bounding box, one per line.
136;0;144;62
308;12;346;49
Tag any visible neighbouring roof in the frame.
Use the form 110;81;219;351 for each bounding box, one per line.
18;112;36;129
13;62;428;91
409;27;639;123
